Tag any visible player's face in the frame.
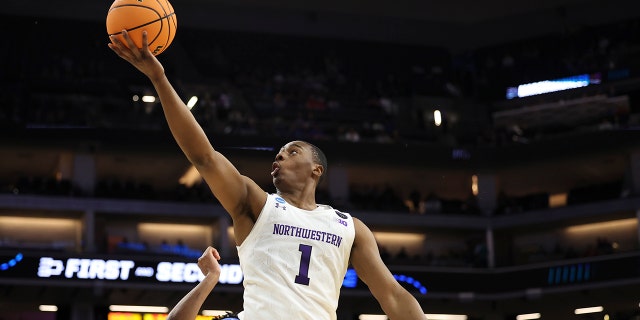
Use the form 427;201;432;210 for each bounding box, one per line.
271;141;316;189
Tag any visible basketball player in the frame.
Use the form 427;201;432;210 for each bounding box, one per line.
109;30;426;319
167;246;239;320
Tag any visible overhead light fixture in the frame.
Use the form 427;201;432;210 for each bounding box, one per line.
39;305;58;312
109;305;169;313
516;313;541;320
142;95;156;103
187;96;199;109
434;110;442;126
574;306;603;314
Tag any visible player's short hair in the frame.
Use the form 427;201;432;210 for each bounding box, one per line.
302;141;328;183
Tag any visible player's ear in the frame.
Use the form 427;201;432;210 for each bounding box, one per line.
312;163;324;179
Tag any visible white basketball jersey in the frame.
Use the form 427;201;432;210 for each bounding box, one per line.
236;193;356;320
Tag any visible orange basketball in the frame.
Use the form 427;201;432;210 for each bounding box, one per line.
106;0;177;56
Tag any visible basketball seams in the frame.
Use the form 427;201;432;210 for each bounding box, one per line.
149;0;169;53
152;0;173;54
152;0;169;15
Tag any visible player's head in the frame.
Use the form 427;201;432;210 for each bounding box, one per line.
272;140;327;191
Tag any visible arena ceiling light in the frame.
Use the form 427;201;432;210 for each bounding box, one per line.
574;306;603;314
141;95;156;103
109;305;169;313
39;305;58;312
186;96;199;109
516;313;541;320
433;110;442;126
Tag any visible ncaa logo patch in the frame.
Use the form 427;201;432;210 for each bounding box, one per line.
275;197;286;204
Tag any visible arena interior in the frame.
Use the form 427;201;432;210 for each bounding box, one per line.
2;0;640;319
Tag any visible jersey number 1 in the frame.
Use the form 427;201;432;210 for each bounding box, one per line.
294;244;312;285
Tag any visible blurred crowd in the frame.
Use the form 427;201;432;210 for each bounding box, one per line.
2;14;640;146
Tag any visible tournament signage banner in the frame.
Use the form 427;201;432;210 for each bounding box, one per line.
3;250;638;295
0;251;244;285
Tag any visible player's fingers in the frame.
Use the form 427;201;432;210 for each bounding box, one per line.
109;34;131;53
107;42;119;54
211;247;221;260
121;30;135;48
120;30;145;59
109;40;140;65
199;246;213;261
108;36;125;51
108;40;131;60
141;30;150;50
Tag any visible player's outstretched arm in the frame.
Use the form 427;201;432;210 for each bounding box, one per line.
108;31;266;226
167;247;222;320
350;218;426;320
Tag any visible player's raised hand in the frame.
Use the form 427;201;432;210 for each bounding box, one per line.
108;30;165;81
198;246;222;280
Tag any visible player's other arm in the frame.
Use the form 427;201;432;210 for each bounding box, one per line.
167;247;221;320
350;218;426;320
109;31;266;224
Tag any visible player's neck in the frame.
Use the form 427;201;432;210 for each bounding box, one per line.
277;191;317;211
